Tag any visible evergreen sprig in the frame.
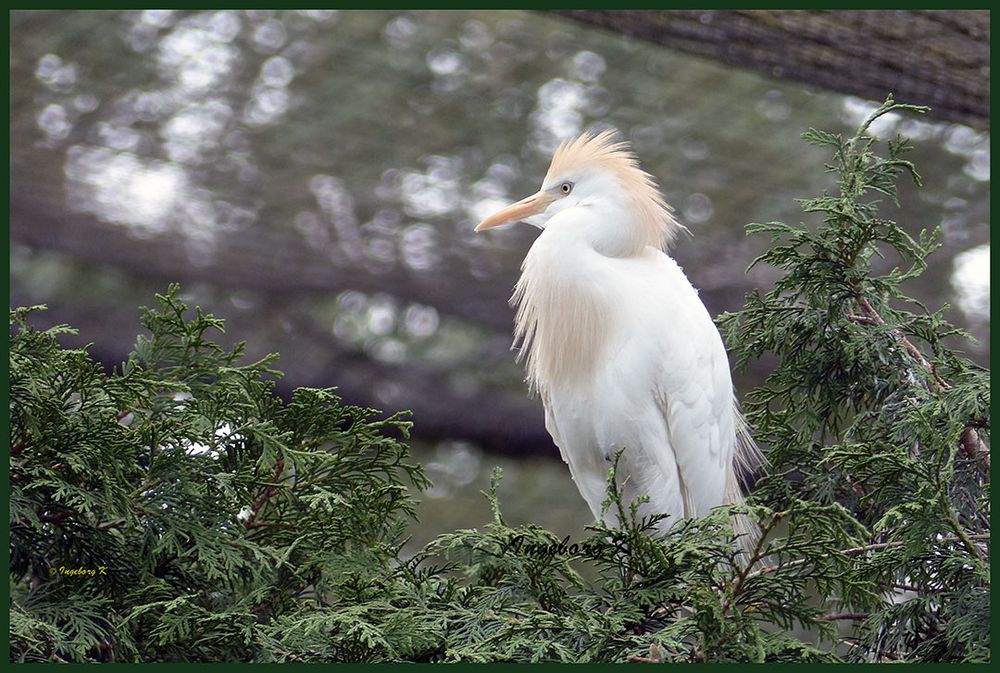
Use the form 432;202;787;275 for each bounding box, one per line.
10;286;428;662
719;95;989;662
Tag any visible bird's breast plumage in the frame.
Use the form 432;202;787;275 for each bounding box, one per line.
514;224;736;526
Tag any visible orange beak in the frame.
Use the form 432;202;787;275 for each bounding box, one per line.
475;191;557;232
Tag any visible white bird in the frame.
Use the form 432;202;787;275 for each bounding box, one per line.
475;130;760;532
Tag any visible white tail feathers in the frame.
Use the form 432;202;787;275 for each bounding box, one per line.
726;467;761;562
726;408;767;562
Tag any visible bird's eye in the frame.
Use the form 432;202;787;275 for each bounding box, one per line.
560;182;573;194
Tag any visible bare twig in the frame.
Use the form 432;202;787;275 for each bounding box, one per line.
154;552;178;576
627;642;664;663
39;510;72;524
816;612;869;622
894;582;946;594
848;293;989;470
720;510;786;619
244;519;288;529
128;478;159;500
243;457;286;528
96;518;127;530
747;533;991;580
959;426;990;471
853;295;949;390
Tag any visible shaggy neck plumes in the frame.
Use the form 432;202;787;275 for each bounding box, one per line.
512;240;615;393
542;130;685;254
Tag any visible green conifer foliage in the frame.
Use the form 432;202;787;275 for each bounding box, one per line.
718;96;990;662
9;97;988;663
10;287;428;662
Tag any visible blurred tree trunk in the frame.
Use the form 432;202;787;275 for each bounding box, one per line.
10;178;514;333
551;10;989;129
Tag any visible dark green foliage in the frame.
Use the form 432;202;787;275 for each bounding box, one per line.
9;97;988;663
10;287;428;662
411;463;872;663
719;95;989;662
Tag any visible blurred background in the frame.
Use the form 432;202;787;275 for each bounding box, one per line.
10;10;989;545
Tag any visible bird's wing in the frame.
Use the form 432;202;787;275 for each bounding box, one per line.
646;254;735;518
541;390;569;464
655;344;734;518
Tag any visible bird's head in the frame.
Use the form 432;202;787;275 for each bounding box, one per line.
475;129;684;255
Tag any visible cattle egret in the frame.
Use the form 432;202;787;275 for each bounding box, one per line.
476;130;760;534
